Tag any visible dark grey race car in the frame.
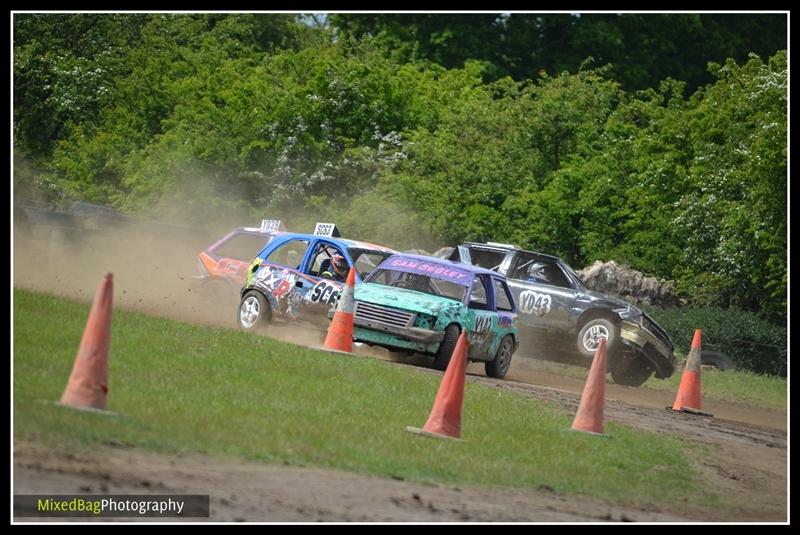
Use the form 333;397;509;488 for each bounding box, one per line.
447;242;677;386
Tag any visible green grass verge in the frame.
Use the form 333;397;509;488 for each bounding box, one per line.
14;288;720;508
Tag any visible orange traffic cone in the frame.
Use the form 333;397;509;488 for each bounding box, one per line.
323;268;355;353
60;272;113;410
671;329;713;416
406;332;469;440
571;337;607;435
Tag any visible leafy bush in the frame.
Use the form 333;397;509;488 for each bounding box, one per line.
644;305;786;376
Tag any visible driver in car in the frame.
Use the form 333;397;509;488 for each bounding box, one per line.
526;262;552;284
321;253;349;283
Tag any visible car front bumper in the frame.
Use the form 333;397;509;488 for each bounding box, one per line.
620;320;677;378
328;308;444;344
327;308;445;353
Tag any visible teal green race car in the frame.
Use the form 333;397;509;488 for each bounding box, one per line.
347;254;520;378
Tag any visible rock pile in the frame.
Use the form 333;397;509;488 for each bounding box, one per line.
577;260;680;307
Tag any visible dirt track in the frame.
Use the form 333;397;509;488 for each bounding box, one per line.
13;224;788;522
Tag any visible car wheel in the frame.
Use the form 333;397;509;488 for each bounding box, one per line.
700;350;736;371
238;290;272;332
485;335;514;379
610;356;653;387
576;317;619;359
433;324;460;371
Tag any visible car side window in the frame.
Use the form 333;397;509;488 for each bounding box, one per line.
469;276;489;310
310;243;345;276
510;253;537;280
214;233;273;262
493;279;514;312
538;264;571;288
266;239;309;269
512;253;572;289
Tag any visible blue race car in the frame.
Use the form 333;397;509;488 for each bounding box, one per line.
237;223;397;331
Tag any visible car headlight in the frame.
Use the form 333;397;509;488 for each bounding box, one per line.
615;305;640;322
414;313;436;329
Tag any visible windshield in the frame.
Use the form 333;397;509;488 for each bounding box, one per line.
367;268;468;302
347;248;394;279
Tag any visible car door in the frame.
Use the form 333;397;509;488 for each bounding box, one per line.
250;238;313;318
466;274;498;360
295;238;350;313
505;254;578;335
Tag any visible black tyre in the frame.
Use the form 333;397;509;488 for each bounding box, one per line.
610;356;653;387
700;350;736;371
238;290;272;332
433;324;460;371
486;335;514;379
576;317;620;359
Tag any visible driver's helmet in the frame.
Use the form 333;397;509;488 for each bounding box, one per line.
527;262;550;283
331;253;349;279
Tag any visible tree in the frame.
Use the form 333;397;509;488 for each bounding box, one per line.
673;52;787;320
13;14;150;159
332;13;787;92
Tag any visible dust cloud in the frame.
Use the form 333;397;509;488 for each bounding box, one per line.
11;217;390;358
14;220;224;326
10;209;558;374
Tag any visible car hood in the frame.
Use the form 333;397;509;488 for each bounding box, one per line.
581;289;643;316
355;283;464;316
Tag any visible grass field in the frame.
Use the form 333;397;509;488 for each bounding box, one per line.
14;288;726;507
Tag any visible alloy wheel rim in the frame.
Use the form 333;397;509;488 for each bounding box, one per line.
239;296;261;328
583;324;609;352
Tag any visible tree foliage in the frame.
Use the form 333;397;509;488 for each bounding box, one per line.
331;13;786;92
13;13;787;327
